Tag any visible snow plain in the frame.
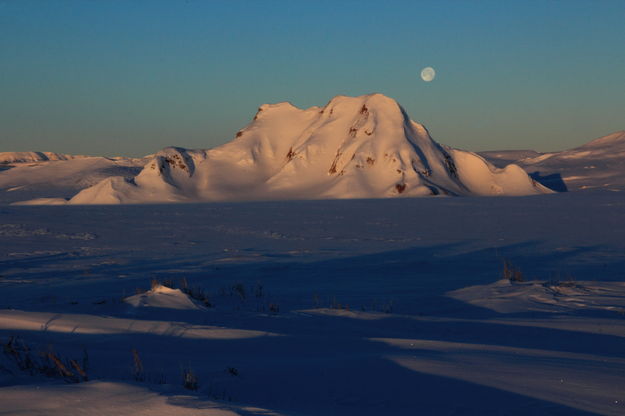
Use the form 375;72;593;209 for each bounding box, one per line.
1;192;625;415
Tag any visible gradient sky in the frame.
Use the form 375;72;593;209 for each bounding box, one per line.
1;0;624;157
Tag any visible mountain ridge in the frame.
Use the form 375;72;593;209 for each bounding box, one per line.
63;93;549;204
0;151;88;164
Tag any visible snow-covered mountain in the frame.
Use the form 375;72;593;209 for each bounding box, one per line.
480;130;625;192
61;94;548;204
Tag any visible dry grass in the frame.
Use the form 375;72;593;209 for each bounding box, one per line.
3;336;88;383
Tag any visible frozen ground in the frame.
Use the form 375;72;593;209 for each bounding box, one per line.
1;192;625;415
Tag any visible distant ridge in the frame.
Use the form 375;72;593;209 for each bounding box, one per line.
480;130;625;192
0;151;88;164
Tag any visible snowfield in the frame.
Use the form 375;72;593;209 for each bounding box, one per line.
1;192;625;415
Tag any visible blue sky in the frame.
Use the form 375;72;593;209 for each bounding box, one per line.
1;0;624;157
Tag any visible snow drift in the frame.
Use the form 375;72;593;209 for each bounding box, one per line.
36;94;552;204
449;279;625;314
124;284;205;310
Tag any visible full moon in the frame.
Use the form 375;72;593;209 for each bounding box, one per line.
420;67;436;82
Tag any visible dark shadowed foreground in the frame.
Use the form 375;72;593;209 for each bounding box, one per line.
1;192;624;415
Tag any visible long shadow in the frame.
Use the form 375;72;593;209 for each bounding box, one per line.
4;285;625;358
530;171;568;192
0;322;606;415
3;236;625;360
3;239;625;317
2;200;624;413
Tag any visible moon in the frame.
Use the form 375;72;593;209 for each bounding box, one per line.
420;67;436;82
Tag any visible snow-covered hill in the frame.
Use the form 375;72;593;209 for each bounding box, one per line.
63;94;549;204
0;156;149;204
480;130;625;192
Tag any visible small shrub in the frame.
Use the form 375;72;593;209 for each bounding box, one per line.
132;348;144;382
545;273;577;288
182;367;198;391
3;336;35;373
268;303;280;313
183;286;212;307
46;351;75;379
3;336;88;382
503;260;524;282
254;282;264;298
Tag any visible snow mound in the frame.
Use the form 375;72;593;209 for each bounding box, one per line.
448;279;625;314
63;94;549;204
124;285;205;310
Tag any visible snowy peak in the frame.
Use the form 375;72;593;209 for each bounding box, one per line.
41;93;550;204
232;93;453;197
